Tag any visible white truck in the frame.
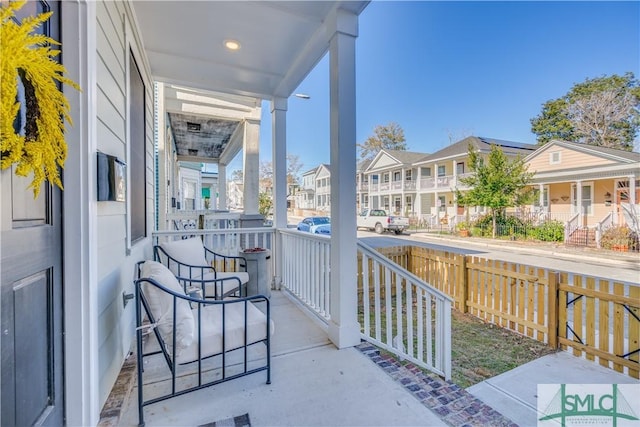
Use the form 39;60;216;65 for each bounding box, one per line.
357;209;409;235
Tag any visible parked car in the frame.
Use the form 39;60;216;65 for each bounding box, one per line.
297;216;331;235
357;209;409;234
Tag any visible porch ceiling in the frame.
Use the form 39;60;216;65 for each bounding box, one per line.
131;1;369;99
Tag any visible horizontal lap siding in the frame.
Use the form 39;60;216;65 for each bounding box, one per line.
96;1;155;408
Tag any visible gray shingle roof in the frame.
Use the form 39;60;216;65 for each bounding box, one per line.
386;149;431;165
415;136;536;163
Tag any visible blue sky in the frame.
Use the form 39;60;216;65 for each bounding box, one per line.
227;1;639;176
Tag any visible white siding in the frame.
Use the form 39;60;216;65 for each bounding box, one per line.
96;2;155;408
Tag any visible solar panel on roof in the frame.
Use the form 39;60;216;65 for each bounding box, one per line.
478;137;536;150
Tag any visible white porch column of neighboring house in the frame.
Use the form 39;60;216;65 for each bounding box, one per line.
538;183;544;210
576;180;583;222
415;167;422;217
328;8;360;349
242;119;261;215
61;1;100;424
218;164;227;210
272;97;287;289
630;175;637;204
452;159;458;217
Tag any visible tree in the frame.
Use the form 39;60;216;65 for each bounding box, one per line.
358;122;407;161
230;169;243;181
259;154;304;190
258;192;272;217
531;73;640;150
456;144;534;238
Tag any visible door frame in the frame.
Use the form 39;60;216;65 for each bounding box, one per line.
60;2;100;425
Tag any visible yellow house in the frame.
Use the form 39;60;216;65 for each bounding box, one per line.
525;140;640;230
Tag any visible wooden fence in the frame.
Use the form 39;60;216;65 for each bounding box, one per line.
377;245;640;379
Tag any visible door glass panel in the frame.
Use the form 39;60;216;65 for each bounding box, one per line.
11;168;47;227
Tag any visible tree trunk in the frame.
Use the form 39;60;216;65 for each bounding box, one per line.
492;208;496;239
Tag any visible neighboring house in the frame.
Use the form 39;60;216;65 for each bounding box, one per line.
412;136;536;222
294;166;319;210
356;159;371;212
227;180;244;210
364;150;430;215
524;139;640;228
201;164;219;210
178;162;202;210
315;164;331;212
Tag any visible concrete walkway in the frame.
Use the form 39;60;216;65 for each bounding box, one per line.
467;351;640;426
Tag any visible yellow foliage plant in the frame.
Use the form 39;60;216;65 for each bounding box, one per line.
1;0;80;196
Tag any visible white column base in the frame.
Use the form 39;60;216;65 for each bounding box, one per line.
328;320;361;349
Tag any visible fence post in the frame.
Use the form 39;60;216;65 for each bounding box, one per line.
459;255;469;313
547;271;559;349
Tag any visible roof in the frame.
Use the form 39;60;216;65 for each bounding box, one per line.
541;139;640;163
416;136;536;164
386;150;431;164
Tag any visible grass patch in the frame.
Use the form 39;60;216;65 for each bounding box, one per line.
451;309;556;388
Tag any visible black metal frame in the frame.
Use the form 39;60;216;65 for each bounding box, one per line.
134;267;271;427
154;245;247;299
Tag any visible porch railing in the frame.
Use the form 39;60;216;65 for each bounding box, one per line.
277;230;452;379
279;229;331;321
152;227;276;272
564;213;581;244
357;241;452;379
595;212;615;249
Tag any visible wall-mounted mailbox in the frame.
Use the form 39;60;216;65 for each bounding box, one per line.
97;152;126;202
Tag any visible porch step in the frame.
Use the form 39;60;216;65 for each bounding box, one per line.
566;227;596;248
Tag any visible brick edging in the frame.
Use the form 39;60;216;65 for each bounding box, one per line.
356;343;518;427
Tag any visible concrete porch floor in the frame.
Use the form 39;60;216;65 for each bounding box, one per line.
118;291;447;426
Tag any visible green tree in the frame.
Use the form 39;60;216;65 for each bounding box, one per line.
531;72;640;150
358;122;407;161
258;192;273;217
456;144;534;238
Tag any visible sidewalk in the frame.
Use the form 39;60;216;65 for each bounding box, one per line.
467;351;639;426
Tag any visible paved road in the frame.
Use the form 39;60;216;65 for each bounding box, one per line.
356;230;640;285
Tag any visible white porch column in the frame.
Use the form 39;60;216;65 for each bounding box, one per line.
630;176;637;204
328;8;360;349
272;97;287;289
538;184;544;210
218;164;227;210
576;180;582;222
61;1;100;424
242;119;260;215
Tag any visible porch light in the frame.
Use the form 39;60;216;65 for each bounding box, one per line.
224;39;241;51
294;93;310;99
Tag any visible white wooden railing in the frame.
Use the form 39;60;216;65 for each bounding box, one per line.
279;229;331;321
564;212;581;244
357;241;452;379
166;211;241;231
152;227;276;272
595;212;615;249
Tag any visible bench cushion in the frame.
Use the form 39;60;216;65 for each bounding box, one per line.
178;302;274;364
159;237;209;277
140;261;195;356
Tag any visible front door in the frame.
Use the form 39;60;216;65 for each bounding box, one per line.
1;2;64;425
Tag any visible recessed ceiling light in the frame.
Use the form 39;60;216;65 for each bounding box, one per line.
224;39;241;51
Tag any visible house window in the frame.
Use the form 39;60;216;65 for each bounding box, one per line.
383;173;390;183
421;167;431;177
437;165;446;177
534;186;549;208
405;195;412;212
129;49;146;243
393;171;401;181
372;174;379;184
571;183;593;215
438;195;446;212
456;162;465;174
550;151;561;165
405;170;412;180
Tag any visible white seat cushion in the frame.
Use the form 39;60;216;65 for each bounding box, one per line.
140;261;195;356
178;301;275;364
159;238;209;277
